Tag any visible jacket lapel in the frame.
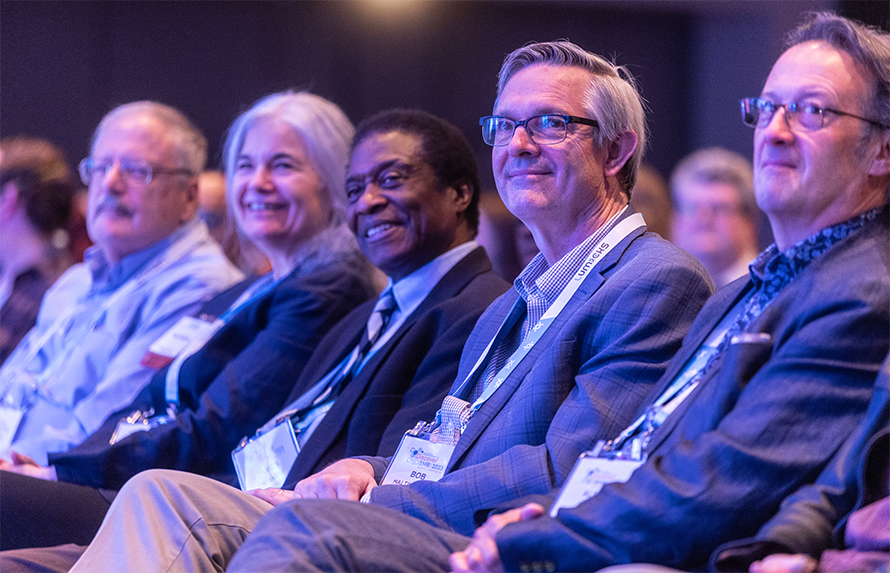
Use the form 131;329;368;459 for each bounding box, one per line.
292;247;493;472
446;226;643;471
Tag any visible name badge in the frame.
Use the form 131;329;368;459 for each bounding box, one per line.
0;406;25;454
549;452;643;517
379;429;457;487
232;420;300;491
140;316;215;369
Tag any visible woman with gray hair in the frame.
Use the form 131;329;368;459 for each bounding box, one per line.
0;91;376;550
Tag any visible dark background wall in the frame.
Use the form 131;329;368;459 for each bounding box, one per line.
2;0;887;190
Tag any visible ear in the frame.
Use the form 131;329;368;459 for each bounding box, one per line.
448;178;475;215
603;131;638;178
867;129;890;177
180;178;200;224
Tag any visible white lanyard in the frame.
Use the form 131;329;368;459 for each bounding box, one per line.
0;225;206;404
446;213;645;425
163;273;278;408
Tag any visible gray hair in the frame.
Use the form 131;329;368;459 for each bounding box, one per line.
787;12;890;131
496;40;647;195
93;101;208;176
222;91;354;227
670;147;757;217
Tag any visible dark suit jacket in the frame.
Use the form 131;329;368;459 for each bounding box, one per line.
49;255;376;489
362;211;715;536
281;246;509;487
497;212;890;572
711;356;890;572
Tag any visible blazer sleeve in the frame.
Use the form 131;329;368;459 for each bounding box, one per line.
50;264;374;489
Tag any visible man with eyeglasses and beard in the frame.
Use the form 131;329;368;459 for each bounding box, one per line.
0;102;241;467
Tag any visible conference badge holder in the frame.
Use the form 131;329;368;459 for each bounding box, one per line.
140;316;216;369
548;443;644;517
549;403;668;517
379;420;459;486
232;419;300;491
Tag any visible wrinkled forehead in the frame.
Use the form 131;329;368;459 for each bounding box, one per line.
349;130;426;175
92;112;180;164
764;41;873;107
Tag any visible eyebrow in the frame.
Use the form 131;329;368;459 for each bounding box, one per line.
491;107;571;118
346;159;411;182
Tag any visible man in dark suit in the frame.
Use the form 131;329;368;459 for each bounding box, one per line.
445;12;890;573
0;109;509;558
50;41;713;572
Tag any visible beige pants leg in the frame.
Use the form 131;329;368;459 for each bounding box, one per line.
70;469;271;573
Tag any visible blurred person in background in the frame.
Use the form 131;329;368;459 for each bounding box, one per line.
671;147;762;286
630;163;672;240
0;137;75;364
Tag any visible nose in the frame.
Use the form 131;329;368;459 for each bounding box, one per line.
505;124;540;156
353;184;387;215
758;105;795;144
250;166;274;190
102;162;126;195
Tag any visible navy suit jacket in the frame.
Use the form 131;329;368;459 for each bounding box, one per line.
49;256;376;489
497;212;890;572
281;246;509;487
363;210;715;536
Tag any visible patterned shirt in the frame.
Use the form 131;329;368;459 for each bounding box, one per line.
472;208;626;400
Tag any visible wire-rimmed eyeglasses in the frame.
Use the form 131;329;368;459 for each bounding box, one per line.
739;97;890;131
78;158;194;187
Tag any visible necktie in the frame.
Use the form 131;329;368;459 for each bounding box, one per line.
338;287;398;385
284;287;398;423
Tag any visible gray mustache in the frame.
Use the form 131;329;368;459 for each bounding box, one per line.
95;196;134;217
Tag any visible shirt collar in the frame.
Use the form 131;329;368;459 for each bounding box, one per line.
748;205;885;302
388;240;479;318
84;218;200;291
514;206;627;307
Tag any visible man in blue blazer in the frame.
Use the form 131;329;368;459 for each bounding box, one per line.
445;13;890;573
49;42;714;572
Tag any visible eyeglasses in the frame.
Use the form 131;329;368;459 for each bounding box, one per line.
345;162;420;203
740;97;890;131
78;158;193;187
479;114;599;147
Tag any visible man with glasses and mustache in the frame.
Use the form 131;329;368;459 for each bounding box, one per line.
0;101;241;467
42;41;715;573
444;12;889;573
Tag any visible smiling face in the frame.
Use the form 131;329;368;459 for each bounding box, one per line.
346;130;471;281
492;64;633;262
231;118;332;269
87;112;197;264
754;40;888;249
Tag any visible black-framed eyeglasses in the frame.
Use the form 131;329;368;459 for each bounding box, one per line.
479;114;599;147
739;97;890;131
78;158;194;187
